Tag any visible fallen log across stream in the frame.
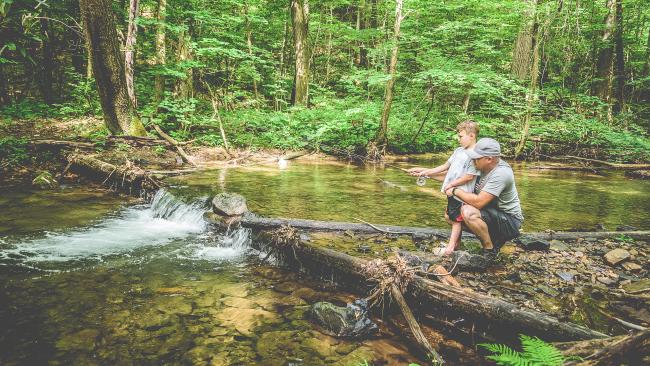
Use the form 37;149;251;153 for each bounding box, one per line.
238;215;650;242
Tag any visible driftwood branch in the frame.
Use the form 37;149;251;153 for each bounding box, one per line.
152;124;196;166
390;284;445;364
549;155;650;170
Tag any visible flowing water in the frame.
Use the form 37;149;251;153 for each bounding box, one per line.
1;159;649;365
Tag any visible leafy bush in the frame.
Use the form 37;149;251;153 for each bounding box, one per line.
0;136;29;167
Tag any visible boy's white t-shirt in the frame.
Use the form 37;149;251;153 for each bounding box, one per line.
441;147;480;196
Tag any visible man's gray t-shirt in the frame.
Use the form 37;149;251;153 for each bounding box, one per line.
475;159;524;222
442;147;480;195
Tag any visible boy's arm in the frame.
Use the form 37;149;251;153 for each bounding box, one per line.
423;162;450;176
443;173;477;191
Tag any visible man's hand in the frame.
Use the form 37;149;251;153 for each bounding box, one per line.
445;186;456;197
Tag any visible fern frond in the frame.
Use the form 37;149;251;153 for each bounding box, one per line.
519;335;564;366
480;343;532;366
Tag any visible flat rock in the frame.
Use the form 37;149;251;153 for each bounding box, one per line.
549;240;570;252
603;248;631;266
623;279;650;293
621;262;642;272
515;236;550;251
453;250;490;272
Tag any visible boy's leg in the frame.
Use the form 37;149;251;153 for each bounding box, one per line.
445;221;462;255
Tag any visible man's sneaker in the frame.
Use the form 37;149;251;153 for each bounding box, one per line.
480;248;498;262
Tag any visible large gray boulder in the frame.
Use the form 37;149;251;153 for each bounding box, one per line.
453;250;491;272
307;300;378;338
211;193;248;216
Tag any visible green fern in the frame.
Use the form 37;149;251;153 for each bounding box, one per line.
479;334;568;366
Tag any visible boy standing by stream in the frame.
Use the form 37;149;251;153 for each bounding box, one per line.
407;121;480;256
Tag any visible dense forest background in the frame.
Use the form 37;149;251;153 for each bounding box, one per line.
1;0;649;162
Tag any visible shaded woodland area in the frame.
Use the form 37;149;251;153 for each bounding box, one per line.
1;0;649;161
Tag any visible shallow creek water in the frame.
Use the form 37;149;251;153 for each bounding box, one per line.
1;160;649;365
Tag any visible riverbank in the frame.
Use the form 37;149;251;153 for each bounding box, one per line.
2;116;649;189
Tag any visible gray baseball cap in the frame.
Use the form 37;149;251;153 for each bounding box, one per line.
466;138;501;159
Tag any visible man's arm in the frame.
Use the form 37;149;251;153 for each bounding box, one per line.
446;187;495;209
443;173;477;191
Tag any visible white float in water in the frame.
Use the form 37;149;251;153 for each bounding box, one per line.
278;158;288;169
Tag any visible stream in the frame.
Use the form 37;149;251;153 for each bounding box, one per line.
1;160;649;365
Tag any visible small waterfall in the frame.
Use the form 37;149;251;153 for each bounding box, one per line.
188;228;252;260
0;189;208;266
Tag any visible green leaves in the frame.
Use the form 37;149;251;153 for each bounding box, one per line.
479;334;569;366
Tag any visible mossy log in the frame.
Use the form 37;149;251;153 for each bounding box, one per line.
240;215;650;241
67;154;161;192
249;230;608;343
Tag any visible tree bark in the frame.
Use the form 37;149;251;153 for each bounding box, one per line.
511;0;536;80
244;5;260;99
357;0;369;68
612;0;625;114
125;0;139;108
592;0;616;108
79;0;146;135
290;0;309;106
234;215;650;241
175;26;193;99
154;0;167;104
514;13;540;158
39;14;54;105
247;231;608;342
67;154;161;192
373;0;404;155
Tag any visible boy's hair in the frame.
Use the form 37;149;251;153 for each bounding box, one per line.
456;120;479;136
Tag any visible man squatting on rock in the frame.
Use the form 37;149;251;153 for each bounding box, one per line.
407;121;480;256
445;138;524;260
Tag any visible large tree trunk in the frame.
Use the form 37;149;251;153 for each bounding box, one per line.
592;0;616;112
640;27;650;102
246;230;608;342
79;0;146;136
39;14;54;105
511;0;536;80
154;0;167;104
612;0;625;115
244;5;260;100
357;0;369;68
290;0;309;106
514;13;540;158
373;0;404;156
174;26;193;100
125;0;139;108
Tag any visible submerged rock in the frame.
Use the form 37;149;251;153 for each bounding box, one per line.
211;193;248;216
307;299;378;338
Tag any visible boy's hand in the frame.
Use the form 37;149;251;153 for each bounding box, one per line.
407;167;426;176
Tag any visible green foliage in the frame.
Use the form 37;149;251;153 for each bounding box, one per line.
53;73;102;117
0;136;29;167
615;234;634;243
0;100;50;120
479;334;569;366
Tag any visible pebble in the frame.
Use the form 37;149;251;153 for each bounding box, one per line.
603;248;631;266
621;262;642;272
597;276;616;286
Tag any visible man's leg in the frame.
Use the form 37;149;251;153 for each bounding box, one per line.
460;205;493;250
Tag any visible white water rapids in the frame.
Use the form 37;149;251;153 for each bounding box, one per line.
0;189;251;268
